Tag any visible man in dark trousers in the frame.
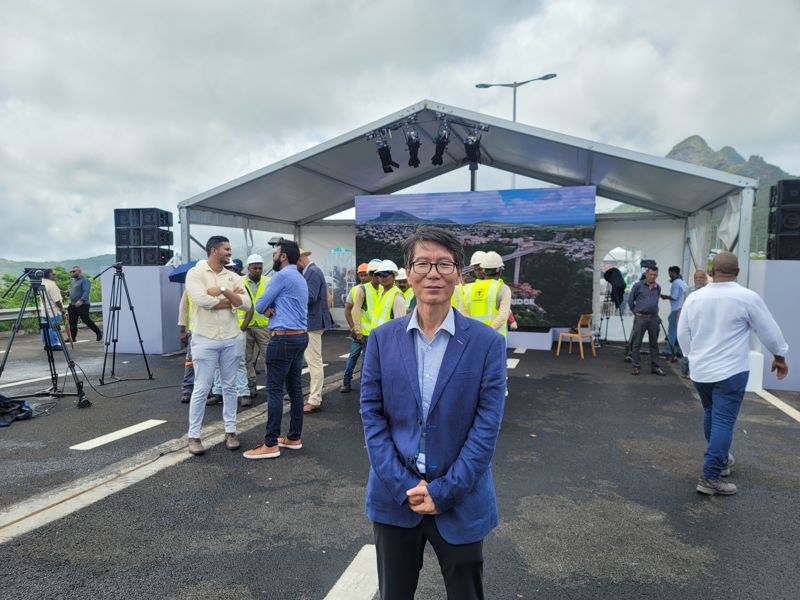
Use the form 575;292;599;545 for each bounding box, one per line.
361;227;506;599
297;248;333;413
68;266;102;341
627;265;665;376
243;239;309;460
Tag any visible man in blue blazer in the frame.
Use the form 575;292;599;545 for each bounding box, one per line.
361;227;506;600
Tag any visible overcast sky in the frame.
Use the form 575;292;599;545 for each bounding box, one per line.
2;0;798;261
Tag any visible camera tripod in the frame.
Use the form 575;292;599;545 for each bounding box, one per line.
95;264;153;385
599;289;627;346
0;269;90;408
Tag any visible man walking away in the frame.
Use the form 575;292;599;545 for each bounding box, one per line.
68;266;102;341
678;252;788;496
627;265;665;376
243;239;309;460
297;249;334;414
185;236;251;455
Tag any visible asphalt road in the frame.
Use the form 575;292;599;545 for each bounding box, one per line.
1;331;799;599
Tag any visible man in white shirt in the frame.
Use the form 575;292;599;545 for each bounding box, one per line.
41;269;66;350
184;236;251;456
677;252;788;496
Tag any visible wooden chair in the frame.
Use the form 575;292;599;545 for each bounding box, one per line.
556;314;596;359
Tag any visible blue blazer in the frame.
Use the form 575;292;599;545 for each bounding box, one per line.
302;262;333;331
360;309;506;544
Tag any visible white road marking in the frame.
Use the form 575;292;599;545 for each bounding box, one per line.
324;544;378;600
755;389;800;424
339;353;350;359
513;347;527;355
0;375;54;390
70;420;167;450
507;358;520;369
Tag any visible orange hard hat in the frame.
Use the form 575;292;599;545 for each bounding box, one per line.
357;262;369;273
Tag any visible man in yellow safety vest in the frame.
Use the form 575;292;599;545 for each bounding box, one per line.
342;259;383;393
463;251;511;338
396;268;414;312
371;260;407;329
239;254;271;405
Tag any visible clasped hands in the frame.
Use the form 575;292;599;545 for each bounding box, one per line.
406;479;439;515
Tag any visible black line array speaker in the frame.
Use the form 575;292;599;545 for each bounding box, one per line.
767;179;800;260
114;208;174;266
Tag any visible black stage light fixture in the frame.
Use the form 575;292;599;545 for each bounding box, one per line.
405;129;421;168
431;126;450;166
376;139;399;173
463;132;481;171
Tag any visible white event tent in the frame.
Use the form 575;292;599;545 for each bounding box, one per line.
177;99;758;344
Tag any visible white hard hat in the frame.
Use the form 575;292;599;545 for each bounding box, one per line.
376;259;399;274
396;268;408;281
480;251;505;270
367;259;383;273
246;253;264;266
470;250;487;267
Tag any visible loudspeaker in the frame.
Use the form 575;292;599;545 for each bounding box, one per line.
776;179;800;207
142;247;173;266
141;227;173;246
115;228;142;246
140;208;173;228
768;207;800;234
116;247;143;265
114;208;142;228
767;235;800;260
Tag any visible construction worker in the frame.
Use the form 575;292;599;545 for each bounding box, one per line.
341;259;383;393
178;288;194;403
372;259;407;328
463;251;511;339
452;249;486;310
469;250;487;282
239;254;271;405
396;268;414;312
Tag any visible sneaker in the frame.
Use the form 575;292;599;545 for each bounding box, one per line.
339;384;351;393
696;477;737;496
96;333;103;341
720;452;735;477
278;436;303;450
242;443;280;460
240;396;253;407
651;367;666;376
632;367;641;376
206;394;222;406
180;394;190;403
187;438;205;455
303;402;321;414
225;432;240;450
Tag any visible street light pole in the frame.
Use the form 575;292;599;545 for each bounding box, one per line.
476;73;556;188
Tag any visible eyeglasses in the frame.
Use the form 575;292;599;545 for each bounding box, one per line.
409;261;457;275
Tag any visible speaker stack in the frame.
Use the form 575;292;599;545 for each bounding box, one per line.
114;208;174;266
767;180;800;260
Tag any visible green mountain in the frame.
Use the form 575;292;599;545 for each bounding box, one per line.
665;135;796;253
0;254;117;281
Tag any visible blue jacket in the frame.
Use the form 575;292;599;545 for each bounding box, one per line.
360;309;506;544
302;262;333;331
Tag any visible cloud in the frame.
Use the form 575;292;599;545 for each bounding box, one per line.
0;0;797;260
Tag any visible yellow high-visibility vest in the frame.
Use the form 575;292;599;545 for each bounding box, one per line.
238;275;271;327
451;282;469;309
372;286;401;329
360;283;381;336
186;295;193;332
402;287;415;306
465;279;507;337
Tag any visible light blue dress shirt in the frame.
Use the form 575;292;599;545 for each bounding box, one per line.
406;307;456;474
255;265;308;331
669;277;688;312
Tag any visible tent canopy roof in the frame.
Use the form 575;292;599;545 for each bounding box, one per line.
179;99;758;230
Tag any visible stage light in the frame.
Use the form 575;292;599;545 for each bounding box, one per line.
431;126;450;166
405;129;421;168
376;139;399;173
463;133;481;171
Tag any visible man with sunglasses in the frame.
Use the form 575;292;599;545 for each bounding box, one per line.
361;227;506;600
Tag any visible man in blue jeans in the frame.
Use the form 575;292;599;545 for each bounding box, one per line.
660;266;687;358
244;239;309;460
678;252;788;495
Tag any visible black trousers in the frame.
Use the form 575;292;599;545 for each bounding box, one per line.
630;314;661;370
68;303;102;340
373;517;484;600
